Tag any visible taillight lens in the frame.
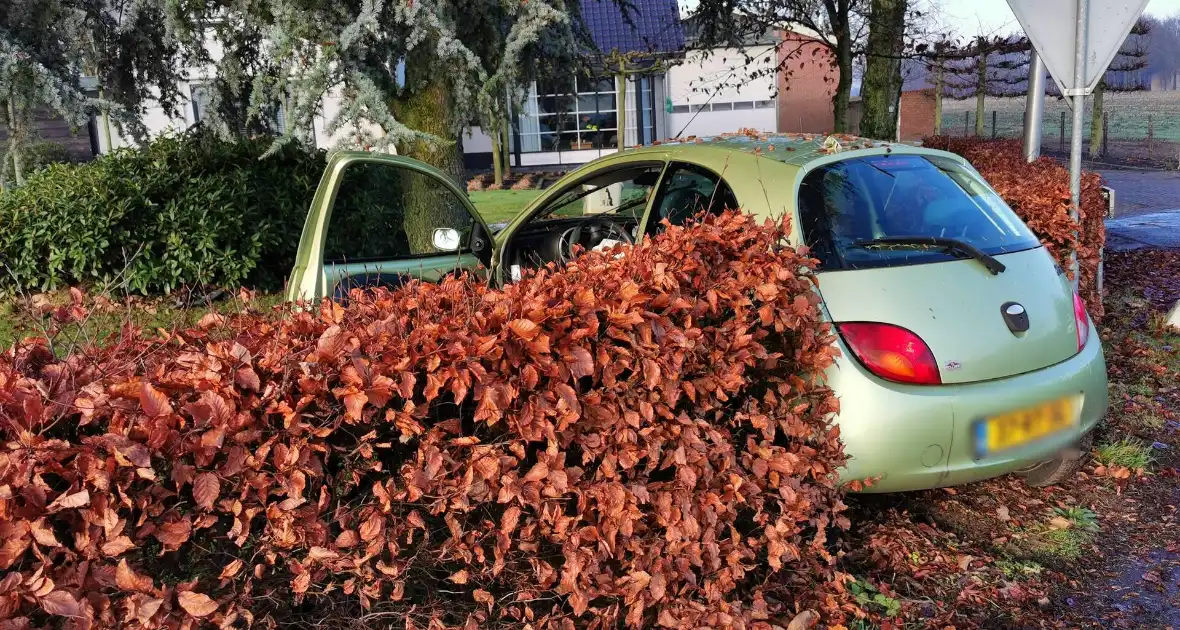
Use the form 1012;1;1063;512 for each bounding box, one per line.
838;322;942;385
1073;291;1089;351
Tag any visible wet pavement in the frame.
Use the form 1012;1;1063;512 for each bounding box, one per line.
1101;168;1180;252
1106;211;1180;252
1100;169;1180;220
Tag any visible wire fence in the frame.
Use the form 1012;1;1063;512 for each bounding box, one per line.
940;94;1180;169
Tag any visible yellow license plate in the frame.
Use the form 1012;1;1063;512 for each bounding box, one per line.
976;397;1077;457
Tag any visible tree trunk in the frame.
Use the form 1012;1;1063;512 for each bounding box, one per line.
5;99;24;186
1090;80;1105;158
933;58;944;135
394;69;473;254
500;120;511;180
825;0;853;133
491;127;504;186
975;43;987;137
832;42;853;133
860;0;908;140
98;86;113;154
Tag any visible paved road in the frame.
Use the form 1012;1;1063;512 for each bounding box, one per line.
1100;169;1180;219
1099;168;1180;252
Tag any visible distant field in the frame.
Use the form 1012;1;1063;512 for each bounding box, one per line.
941;91;1180;143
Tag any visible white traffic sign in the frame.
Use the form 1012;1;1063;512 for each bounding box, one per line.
1007;0;1150;96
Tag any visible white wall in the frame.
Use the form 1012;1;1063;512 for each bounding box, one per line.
666;45;778;138
464;126;495;153
667;108;777;138
95;33;395;154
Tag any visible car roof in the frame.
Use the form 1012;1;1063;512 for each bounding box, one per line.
624;131;919;168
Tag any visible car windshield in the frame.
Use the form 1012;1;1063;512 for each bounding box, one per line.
797;154;1040;271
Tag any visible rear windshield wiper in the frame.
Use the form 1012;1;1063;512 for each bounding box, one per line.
852;236;1007;275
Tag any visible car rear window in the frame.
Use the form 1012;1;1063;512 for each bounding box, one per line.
797;154;1040;271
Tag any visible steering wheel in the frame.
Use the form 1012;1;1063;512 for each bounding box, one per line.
557;219;635;264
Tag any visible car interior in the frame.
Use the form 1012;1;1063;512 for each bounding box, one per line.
315;159;740;299
500;161;738;281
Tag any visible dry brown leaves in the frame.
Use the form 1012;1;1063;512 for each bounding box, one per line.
0;212;856;629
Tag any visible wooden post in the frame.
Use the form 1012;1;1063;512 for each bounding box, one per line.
1102;110;1109;157
964;111;969;137
991;110;997;139
1148;114;1154;161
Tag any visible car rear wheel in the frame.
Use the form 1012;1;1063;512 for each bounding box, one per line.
1016;433;1094;488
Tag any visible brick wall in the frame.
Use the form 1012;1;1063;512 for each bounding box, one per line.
776;33;838;134
899;89;936;141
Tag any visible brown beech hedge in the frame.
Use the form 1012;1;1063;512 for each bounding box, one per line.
922;137;1107;319
0;212;856;628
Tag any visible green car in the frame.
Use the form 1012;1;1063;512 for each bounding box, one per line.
287;134;1107;493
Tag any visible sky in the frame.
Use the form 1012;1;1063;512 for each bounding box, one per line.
679;0;1180;38
938;0;1180;37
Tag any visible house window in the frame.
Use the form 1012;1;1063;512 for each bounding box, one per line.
671;104;690;114
629;76;656;145
190;83;287;135
517;76;619;152
191;84;213;124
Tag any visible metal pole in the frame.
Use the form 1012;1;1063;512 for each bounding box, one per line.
1023;50;1047;162
1067;0;1088;291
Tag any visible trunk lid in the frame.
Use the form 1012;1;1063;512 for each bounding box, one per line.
818;248;1080;384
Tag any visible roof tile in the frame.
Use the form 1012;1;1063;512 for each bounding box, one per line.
580;0;685;56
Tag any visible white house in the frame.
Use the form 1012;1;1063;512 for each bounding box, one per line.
665;21;779;138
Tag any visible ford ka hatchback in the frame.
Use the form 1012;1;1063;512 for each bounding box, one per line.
287;134;1107;493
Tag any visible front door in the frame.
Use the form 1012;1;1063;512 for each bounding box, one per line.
287;153;493;302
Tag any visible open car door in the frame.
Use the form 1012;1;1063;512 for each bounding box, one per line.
287;152;493;302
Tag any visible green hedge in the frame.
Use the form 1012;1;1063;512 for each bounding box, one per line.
0;129;325;295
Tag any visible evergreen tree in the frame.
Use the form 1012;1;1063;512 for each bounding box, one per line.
1;0;187;186
186;0;581;182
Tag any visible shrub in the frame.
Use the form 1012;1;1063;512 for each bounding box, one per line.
922;137;1106;319
2;141;73;182
510;174;537;190
0;128;326;296
0;212;853;628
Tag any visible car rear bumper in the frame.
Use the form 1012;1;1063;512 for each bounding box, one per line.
831;327;1107;493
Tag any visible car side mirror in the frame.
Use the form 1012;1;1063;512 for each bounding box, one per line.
432;227;462;252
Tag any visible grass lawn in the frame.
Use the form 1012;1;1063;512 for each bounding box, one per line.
468;189;542;224
0;291;286;351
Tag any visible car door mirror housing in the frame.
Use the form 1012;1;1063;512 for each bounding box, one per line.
432;228;462;252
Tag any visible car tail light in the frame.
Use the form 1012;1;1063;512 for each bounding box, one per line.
838;322;942;385
1073;291;1090;351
